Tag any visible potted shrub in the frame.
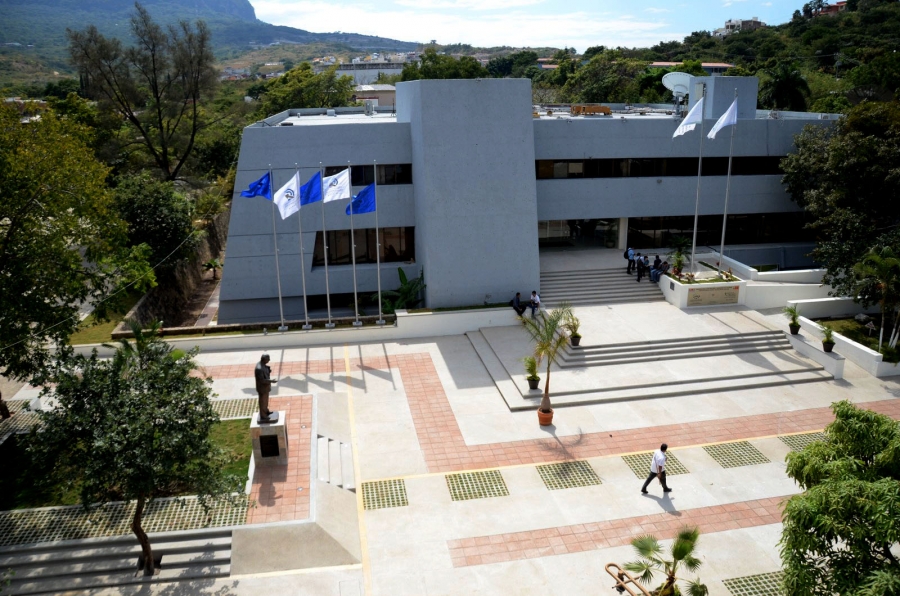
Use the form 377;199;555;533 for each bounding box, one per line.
564;308;582;347
821;324;836;353
783;305;801;335
624;526;709;596
520;305;572;426
523;356;540;390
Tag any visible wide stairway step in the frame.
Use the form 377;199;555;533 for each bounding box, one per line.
540;268;664;305
559;331;791;367
0;528;232;595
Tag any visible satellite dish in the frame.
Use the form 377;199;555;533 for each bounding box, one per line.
662;72;693;96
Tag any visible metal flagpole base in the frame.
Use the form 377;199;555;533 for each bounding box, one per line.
325;322;336;329
301;324;312;330
376;319;386;326
352;321;363;327
277;325;288;332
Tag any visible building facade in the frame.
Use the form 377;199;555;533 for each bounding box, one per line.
218;77;834;324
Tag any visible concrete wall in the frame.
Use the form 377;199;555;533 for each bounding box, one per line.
796;315;900;377
397;79;540;308
743;282;831;310
787;297;874;320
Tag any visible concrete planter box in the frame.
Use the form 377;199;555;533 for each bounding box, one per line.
797;316;900;378
660;275;746;309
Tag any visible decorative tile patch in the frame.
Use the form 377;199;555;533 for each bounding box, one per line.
779;432;827;452
621;452;689;478
212;398;257;420
445;470;509;502
536;460;602;490
362;480;409;510
723;571;784;596
704;441;770;469
0;496;247;548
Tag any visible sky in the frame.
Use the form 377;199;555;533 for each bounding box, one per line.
249;0;798;52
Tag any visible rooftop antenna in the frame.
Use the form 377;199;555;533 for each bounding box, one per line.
662;72;692;118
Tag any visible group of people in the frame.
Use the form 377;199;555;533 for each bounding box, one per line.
511;291;541;318
625;248;670;283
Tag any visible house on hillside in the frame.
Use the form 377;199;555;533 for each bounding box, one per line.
650;62;734;76
714;17;765;37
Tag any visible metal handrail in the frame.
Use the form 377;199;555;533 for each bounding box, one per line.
605;563;653;596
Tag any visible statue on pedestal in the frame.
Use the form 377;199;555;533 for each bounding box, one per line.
254;354;278;423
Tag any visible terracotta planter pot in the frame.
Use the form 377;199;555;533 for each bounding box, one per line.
789;324;801;335
528;378;540;390
823;341;835;353
571;336;581;347
537;408;554;426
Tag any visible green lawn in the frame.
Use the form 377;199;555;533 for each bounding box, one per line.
824;317;900;363
0;419;251;510
69;291;143;345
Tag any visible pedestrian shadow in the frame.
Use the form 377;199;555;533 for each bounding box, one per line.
641;491;681;516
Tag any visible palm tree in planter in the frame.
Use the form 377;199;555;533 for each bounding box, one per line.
820;324;836;353
520;305;572;426
853;246;900;351
783;305;801;335
563;305;582;347
523;356;540;391
625;526;709;596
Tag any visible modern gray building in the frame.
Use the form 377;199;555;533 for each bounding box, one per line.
219;77;835;324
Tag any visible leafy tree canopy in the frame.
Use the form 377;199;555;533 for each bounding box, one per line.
401;48;489;81
780;101;900;297
113;173;199;269
27;322;245;576
781;400;900;595
561;51;647;103
0;104;153;380
258;63;355;116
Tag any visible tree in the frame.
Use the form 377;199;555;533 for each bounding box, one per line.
27;321;245;576
780;101;900;297
113;173;198;269
781;401;900;595
0;104;153;380
561;51;647;103
853;247;900;350
371;268;425;314
401;49;489;81
519;304;572;416
203;258;222;280
625;527;709;596
258;63;355;116
67;3;218;181
758;62;811;111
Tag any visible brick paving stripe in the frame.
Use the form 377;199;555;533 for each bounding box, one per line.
446;495;788;567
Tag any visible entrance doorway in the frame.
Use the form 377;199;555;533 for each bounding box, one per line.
538;219;619;249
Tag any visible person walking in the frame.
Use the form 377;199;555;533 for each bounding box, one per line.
511;292;527;316
529;291;541;318
636;253;646;282
641;443;673;494
626;247;636;274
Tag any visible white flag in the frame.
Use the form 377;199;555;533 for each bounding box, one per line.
673;97;704;138
273;172;300;220
323;168;350;203
708;99;738;139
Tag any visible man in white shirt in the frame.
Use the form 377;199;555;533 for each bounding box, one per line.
529;291;541;319
641;443;673;494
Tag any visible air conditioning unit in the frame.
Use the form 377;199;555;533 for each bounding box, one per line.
364;100;377;116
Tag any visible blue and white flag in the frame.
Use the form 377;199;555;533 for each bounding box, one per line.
239;172;272;200
708;99;738;139
300;172;322;205
323;169;350;203
273;172;300;220
672;97;704;138
346;183;376;215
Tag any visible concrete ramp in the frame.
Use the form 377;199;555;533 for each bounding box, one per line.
230;522;357;575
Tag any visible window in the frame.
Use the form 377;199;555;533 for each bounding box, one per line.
312;227;415;266
324;164;413;186
535;157;784;179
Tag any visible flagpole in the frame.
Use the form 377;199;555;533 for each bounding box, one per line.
269;165;287;331
349;162;362;327
718;89;738;279
374;160;384;325
296;163;312;330
689;85;706;276
321;162;335;329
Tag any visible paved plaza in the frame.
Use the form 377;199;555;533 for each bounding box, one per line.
2;250;899;595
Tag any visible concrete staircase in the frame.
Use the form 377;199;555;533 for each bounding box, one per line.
316;435;356;493
558;330;791;369
0;528;232;595
540;268;665;307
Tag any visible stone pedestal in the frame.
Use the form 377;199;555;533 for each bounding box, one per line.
250;411;288;466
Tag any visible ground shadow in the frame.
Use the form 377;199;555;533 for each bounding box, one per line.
537;425;586;461
640;491;681;515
